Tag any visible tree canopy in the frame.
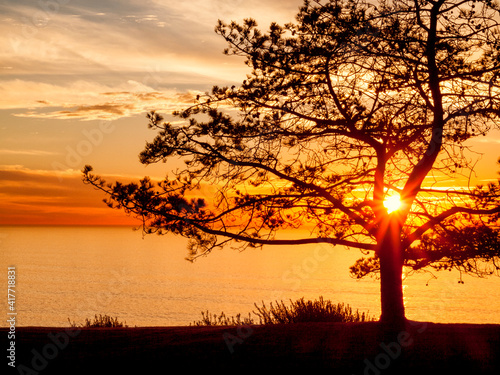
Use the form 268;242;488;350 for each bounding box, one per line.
83;0;500;323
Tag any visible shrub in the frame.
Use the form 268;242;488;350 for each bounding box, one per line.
191;311;255;326
68;314;128;328
253;296;374;324
191;296;374;326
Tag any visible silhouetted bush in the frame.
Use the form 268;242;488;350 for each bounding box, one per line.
191;296;374;326
68;314;128;328
253;296;374;324
191;311;255;326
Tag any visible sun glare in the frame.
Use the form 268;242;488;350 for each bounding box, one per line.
384;194;402;213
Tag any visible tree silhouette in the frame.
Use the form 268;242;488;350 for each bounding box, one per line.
83;0;500;325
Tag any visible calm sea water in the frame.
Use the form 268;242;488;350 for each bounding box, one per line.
1;225;499;327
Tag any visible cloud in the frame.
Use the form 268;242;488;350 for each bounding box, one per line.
0;149;59;156
0;163;227;225
0;165;145;225
472;137;500;144
0;78;203;120
1;0;304;123
2;0;240;74
2;0;302;75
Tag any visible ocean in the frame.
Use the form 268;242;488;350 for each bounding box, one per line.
1;225;499;327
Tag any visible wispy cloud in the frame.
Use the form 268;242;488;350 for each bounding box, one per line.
0;149;59;156
472;137;500;144
1;0;303;122
0;165;145;225
1;79;202;120
0;0;303;224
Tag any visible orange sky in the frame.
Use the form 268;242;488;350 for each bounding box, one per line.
1;0;500;226
0;0;302;226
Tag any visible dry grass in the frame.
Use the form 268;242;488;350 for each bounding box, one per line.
253;296;374;324
191;296;374;326
68;314;128;328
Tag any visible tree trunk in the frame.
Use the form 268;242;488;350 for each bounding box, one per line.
378;215;406;328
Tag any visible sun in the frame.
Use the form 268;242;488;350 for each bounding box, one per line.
384;194;402;213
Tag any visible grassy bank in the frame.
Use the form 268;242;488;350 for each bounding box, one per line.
2;321;499;374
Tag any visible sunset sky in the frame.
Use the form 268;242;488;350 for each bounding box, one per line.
0;0;302;225
1;0;500;226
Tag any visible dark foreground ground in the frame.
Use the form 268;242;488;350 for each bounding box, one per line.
2;321;499;374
